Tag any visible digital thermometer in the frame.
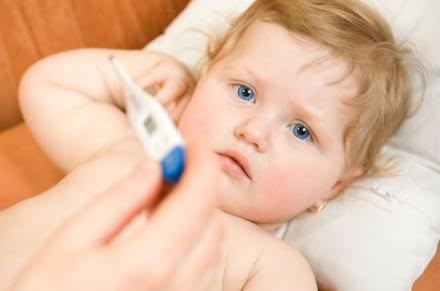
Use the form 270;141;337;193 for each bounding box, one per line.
109;56;185;183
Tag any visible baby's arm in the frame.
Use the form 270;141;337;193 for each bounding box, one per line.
19;48;192;172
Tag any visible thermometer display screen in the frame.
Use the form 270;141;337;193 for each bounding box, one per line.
144;116;157;135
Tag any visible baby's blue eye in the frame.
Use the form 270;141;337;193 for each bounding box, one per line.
234;84;255;103
289;123;312;142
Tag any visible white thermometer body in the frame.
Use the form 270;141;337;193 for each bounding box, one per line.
109;56;185;183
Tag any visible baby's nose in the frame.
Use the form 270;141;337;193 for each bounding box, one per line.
234;117;269;152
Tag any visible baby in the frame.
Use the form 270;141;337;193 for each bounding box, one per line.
17;0;418;289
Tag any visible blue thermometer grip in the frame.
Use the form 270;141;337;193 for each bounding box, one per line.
161;146;185;183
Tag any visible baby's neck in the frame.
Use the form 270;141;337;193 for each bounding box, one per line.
218;209;286;236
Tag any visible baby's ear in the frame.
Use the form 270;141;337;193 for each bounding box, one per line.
330;167;364;197
310;168;364;212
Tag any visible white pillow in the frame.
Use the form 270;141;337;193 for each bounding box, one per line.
144;1;440;290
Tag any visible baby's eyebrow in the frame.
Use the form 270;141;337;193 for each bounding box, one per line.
223;64;265;85
290;101;331;143
294;103;319;126
294;102;319;124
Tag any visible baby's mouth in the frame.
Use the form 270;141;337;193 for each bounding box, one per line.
216;151;252;180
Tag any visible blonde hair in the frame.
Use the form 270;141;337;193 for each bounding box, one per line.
205;0;424;176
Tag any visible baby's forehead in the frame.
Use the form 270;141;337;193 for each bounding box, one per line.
219;20;360;90
217;47;360;102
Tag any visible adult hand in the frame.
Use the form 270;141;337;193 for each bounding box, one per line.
11;146;222;291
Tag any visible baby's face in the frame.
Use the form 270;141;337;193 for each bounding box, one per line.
178;20;359;226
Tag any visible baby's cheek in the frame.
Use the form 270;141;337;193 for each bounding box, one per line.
178;108;210;143
262;166;324;218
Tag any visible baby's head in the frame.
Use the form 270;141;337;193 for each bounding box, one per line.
178;0;417;227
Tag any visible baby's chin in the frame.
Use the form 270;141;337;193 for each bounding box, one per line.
215;176;258;218
215;184;297;229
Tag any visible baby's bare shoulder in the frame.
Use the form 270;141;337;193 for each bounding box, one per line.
251;235;317;291
220;213;317;291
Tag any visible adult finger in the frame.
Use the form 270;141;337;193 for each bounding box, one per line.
56;160;162;249
114;143;219;282
170;212;224;291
